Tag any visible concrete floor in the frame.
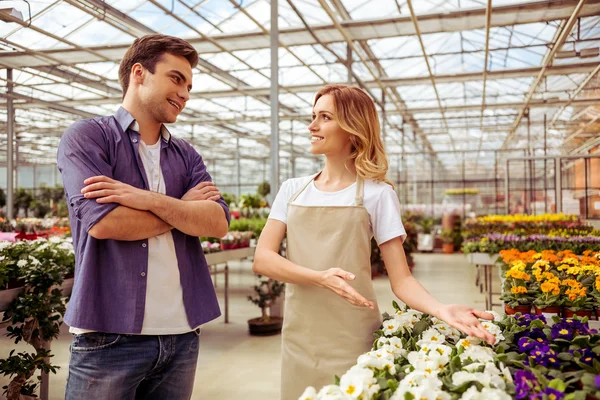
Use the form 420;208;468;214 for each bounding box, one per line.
0;253;498;400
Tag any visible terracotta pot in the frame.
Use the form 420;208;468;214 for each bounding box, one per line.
534;305;561;316
564;309;593;318
442;243;454;254
505;304;531;315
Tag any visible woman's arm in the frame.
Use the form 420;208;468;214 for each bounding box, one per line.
380;237;495;343
253;219;375;309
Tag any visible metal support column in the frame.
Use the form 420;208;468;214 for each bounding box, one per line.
235;135;241;198
270;0;280;203
291;121;296;178
544;114;548;213
505;160;510;214
347;44;352;84
584;158;589;219
381;91;386;145
555;157;562;213
494;152;499;214
7;69;14;218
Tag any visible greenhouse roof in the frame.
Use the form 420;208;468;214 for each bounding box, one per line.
0;0;599;176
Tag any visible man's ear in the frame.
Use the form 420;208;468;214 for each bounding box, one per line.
130;63;145;87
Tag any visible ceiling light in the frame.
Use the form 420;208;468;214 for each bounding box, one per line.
0;8;23;23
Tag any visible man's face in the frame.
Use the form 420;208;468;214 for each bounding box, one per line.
138;53;193;124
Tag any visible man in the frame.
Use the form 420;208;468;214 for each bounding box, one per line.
57;34;230;400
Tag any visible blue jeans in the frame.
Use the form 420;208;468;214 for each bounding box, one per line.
65;330;200;400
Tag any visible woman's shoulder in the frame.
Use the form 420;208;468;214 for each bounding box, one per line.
363;179;395;195
280;175;315;193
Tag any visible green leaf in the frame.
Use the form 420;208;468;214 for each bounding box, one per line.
548;379;566;392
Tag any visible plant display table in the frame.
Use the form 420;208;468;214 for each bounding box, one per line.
205;247;256;323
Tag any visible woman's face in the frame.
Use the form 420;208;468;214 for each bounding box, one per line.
308;94;353;156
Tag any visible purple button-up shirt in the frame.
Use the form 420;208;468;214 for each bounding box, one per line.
57;107;230;334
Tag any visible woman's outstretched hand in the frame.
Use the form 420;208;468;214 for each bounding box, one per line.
316;268;376;309
437;304;496;345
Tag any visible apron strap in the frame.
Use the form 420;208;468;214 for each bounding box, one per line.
355;175;365;207
288;172;320;205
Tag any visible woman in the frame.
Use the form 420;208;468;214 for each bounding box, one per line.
253;84;495;400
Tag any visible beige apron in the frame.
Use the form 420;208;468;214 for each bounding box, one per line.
281;174;382;400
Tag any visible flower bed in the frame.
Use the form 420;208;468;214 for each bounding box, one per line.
462;234;600;255
499;250;600;317
463;214;599;241
299;303;600;400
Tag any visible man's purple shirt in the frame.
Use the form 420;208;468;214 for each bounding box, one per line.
57;107;230;333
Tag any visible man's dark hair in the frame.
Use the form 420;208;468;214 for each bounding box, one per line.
118;34;199;99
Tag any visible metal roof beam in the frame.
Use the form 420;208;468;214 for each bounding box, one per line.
3;0;600;67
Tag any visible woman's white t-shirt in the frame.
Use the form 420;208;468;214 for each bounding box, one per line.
269;175;406;245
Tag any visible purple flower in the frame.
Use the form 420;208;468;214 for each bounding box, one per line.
517;314;547;327
531;387;564;400
595;375;600;388
518;337;536;352
514;370;537;399
551;323;574;341
578;348;596;366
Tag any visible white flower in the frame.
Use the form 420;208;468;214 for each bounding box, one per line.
382;318;402;336
316;385;351;400
298;387;317;400
49;236;62;244
397;370;443;392
357;349;396;374
459;345;495;364
27;255;41;266
499;363;513;383
17;259;28;268
407;349;449;373
460;386;512;400
36;243;49;252
484;310;503;322
391;385;451;400
377;336;407;358
481;321;505;344
339;366;379;399
417;328;446;346
452;364;506;390
457;337;481;350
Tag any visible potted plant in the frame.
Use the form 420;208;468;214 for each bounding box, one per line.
417;217;434;252
563;280;594;318
532;272;563;316
247;276;285;336
440;229;454;254
501;265;534;314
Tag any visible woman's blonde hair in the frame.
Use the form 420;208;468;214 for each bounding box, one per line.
314;84;393;187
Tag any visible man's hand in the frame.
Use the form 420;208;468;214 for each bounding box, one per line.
81;176;153;210
182;182;221;202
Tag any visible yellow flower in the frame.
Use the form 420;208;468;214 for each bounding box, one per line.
511;286;528;294
541;282;558;294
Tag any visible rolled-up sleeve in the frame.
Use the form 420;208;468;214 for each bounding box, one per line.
57;120;119;232
186;145;231;226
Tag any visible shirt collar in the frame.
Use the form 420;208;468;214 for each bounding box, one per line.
115;106;172;144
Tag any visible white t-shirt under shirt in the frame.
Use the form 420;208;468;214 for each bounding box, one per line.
70;125;195;335
269;175;407;245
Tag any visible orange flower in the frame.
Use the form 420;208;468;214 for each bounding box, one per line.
511;286;528;294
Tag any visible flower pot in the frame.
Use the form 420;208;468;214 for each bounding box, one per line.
248;316;283;336
442;243;454;254
534;305;561;316
505;304;531;315
564;309;593;318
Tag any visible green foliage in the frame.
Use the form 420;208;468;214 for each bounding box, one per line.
247;276;285;322
228;218;267;239
257;181;271;198
221;193;237;207
13;189;33;218
0;238;74;399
